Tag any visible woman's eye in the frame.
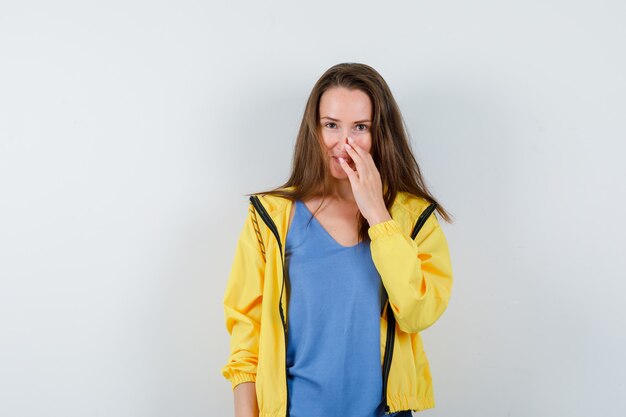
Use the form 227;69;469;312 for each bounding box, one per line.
356;124;368;131
324;122;337;128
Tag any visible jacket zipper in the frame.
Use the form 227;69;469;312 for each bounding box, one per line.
380;201;438;414
381;299;396;413
251;195;437;416
249;195;290;417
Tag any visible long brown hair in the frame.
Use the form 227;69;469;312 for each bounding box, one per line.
247;62;453;244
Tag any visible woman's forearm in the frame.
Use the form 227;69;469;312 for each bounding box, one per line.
233;382;259;417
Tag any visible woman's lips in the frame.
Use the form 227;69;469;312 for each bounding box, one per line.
332;155;354;165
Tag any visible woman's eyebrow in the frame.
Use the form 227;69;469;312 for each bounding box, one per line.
320;116;371;123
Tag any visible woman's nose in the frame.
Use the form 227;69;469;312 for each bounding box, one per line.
337;133;349;146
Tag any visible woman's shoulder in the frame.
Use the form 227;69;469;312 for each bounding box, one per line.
394;191;442;235
395;191;433;215
248;186;295;217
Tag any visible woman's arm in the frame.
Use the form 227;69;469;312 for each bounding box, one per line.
221;202;266;400
368;212;454;333
233;382;259;417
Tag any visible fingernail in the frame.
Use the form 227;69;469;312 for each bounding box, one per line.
344;144;350;150
348;137;354;143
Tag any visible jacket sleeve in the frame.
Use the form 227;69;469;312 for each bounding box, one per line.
368;212;453;334
221;203;266;390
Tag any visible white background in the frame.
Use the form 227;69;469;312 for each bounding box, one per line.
1;1;625;416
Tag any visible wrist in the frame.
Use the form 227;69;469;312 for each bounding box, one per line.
367;211;392;227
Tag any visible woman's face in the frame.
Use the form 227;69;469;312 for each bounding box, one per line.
318;86;373;179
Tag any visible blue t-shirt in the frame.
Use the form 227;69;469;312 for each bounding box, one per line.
284;200;412;417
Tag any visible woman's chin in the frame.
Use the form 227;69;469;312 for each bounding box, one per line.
330;166;349;179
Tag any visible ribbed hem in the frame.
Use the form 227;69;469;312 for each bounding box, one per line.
259;406;286;417
368;219;402;240
230;371;256;391
386;393;435;413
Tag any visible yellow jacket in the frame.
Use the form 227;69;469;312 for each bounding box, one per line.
221;186;454;416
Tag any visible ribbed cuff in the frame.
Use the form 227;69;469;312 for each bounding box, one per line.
368;219;402;240
231;371;257;390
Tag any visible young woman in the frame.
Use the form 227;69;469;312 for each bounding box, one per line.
221;63;454;417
